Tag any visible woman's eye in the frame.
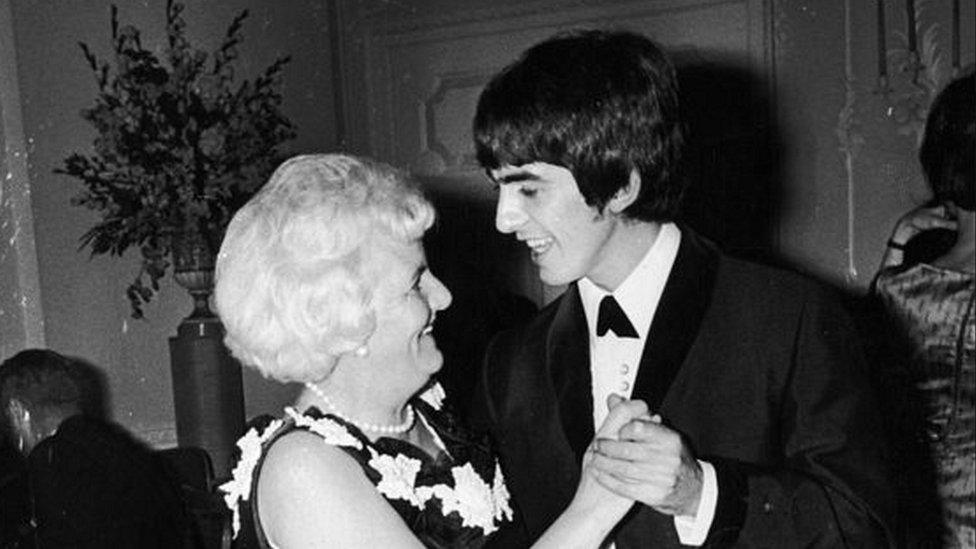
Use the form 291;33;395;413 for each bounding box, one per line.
519;186;538;198
405;275;425;299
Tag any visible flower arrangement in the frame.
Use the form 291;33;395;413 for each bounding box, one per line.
56;0;295;318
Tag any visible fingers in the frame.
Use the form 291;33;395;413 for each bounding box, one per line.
592;421;685;470
618;417;671;440
589;448;677;480
588;417;704;515
595;397;649;439
894;205;959;240
592;467;660;500
606;393;626;410
590;455;685;505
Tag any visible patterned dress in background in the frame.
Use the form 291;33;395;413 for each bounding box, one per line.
875;263;975;549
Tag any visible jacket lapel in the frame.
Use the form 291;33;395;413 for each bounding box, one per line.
547;284;594;463
631;228;719;411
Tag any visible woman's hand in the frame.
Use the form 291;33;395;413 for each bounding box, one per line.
574;396;653;516
889;203;958;246
880;203;959;269
532;397;656;548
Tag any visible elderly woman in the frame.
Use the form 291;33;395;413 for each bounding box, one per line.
217;154;647;548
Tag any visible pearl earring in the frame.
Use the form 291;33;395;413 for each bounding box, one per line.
354;345;369;358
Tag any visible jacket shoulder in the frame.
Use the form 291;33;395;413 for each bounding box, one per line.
716;256;842;308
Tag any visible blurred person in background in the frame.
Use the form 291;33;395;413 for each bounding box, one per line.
0;349;189;548
873;72;975;549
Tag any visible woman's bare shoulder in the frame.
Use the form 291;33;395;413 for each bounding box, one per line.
259;428;366;499
256;429;422;548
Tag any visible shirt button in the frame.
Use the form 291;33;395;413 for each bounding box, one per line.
620;364;629;375
620;381;630;392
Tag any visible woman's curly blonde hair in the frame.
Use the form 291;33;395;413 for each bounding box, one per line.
215;154;435;383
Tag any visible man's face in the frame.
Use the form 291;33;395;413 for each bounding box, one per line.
491;162;615;286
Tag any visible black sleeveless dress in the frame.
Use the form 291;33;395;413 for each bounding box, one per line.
221;392;513;548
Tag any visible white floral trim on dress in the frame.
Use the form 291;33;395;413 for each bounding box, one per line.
368;447;514;535
219;400;514;539
415;461;514;535
418;381;446;410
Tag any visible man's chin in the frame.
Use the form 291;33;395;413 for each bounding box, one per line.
538;271;574;287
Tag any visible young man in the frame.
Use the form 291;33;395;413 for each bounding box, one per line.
469;30;894;547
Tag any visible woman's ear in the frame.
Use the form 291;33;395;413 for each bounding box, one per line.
607;169;641;214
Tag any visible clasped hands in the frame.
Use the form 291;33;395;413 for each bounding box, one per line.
580;395;703;518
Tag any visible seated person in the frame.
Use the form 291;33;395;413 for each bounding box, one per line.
0;349;189;548
216;153;651;548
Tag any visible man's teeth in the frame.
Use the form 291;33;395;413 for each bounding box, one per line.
421;325;434;336
525;237;553;253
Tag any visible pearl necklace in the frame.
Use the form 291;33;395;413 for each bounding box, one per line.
304;382;415;435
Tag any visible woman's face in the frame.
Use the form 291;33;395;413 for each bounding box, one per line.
367;240;452;386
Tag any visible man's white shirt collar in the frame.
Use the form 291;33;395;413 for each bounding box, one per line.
578;222;681;338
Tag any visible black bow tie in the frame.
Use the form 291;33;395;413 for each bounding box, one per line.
596;295;638;338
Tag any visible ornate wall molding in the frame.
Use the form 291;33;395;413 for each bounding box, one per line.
344;0;771;176
836;0;862;283
359;0;744;43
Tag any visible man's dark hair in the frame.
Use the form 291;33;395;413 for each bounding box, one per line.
0;349;83;430
474;29;685;221
919;72;974;211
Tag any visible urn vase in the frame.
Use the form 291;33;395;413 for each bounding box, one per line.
168;229;244;478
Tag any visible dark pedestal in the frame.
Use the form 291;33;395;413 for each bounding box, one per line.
169;317;244;479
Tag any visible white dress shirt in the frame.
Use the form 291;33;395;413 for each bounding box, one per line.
578;223;717;546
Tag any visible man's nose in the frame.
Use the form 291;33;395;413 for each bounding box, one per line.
495;187;526;234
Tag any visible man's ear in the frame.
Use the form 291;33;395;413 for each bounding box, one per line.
7;398;29;431
607;169;642;214
6;399;32;452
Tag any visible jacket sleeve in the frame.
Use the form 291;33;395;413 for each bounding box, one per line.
705;287;897;548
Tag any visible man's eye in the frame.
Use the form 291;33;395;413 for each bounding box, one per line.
519;186;538;197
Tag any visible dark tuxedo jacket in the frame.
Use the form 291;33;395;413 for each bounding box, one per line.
27;415;189;549
471;229;895;548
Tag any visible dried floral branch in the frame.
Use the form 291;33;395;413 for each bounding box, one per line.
56;2;296;318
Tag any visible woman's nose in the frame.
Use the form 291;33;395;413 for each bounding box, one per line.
427;274;452;311
495;186;526;234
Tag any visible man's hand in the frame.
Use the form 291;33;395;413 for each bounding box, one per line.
590;419;703;517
